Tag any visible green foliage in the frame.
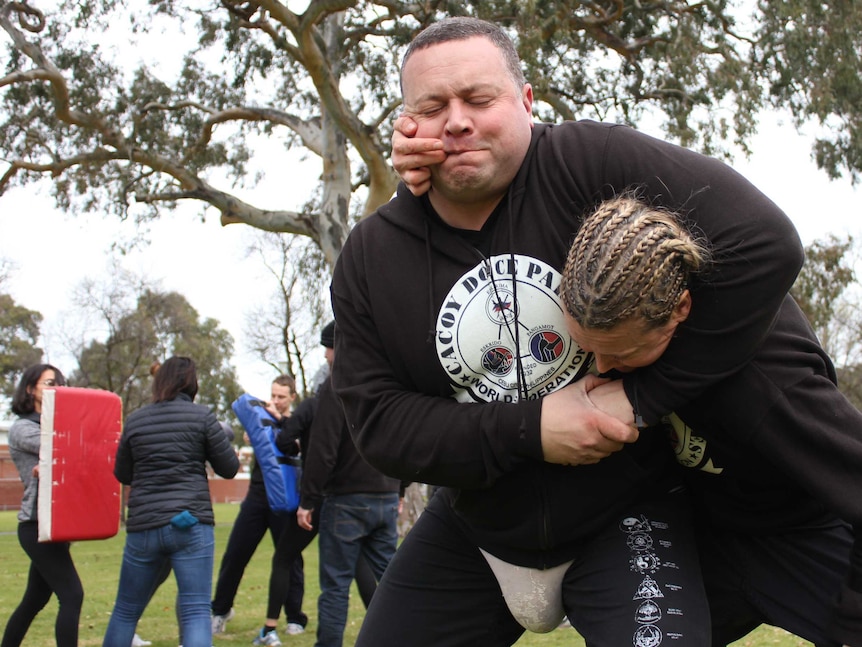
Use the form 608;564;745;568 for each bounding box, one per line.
792;234;855;337
755;0;862;183
0;292;43;400
68;274;242;423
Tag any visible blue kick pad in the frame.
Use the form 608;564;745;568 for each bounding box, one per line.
232;393;301;513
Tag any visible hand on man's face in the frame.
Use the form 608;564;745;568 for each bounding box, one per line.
391;114;443;197
398;36;534;217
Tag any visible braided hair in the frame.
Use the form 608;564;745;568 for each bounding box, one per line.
560;195;709;330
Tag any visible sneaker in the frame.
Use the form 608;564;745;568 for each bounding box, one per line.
212;607;235;634
132;635;152;647
285;623;305;635
252;627;283;647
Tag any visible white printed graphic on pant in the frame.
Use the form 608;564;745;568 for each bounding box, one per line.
621;515;687;645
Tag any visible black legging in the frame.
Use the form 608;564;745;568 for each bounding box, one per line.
267;507;377;619
1;521;84;647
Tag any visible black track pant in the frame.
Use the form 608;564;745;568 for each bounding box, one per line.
356;491;710;647
699;518;853;647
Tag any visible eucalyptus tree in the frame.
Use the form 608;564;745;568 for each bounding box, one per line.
67;268;242;419
792;234;857;353
0;292;43;399
1;0;860;267
791;234;862;409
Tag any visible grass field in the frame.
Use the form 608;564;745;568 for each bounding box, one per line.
0;505;812;646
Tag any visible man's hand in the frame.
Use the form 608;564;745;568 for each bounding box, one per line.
264;401;282;421
392;115;444;196
297;506;314;531
540;375;639;466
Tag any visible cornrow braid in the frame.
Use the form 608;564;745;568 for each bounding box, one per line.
560;194;709;330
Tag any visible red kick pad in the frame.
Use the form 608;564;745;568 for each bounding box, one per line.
38;387;123;542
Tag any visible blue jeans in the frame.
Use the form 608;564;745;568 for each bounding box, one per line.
315;493;399;647
103;522;214;647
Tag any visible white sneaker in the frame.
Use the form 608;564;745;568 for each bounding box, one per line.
252;628;283;646
211;607;235;634
285;623;305;635
132;635;152;647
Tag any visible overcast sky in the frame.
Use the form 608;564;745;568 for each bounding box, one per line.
1;114;860;409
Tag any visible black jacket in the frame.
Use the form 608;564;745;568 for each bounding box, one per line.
276;393;318;458
672;294;862;643
115;393;239;531
331;120;803;567
299;378;403;510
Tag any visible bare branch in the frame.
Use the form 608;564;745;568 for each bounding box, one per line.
6;2;44;33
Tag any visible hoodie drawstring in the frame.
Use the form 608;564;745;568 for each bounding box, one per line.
424;218;436;344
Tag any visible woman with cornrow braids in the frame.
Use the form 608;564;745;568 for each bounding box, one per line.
560;194;862;647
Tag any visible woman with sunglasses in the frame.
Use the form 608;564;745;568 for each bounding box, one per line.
2;364;83;647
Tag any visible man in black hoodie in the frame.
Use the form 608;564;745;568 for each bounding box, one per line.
331;16;804;647
296;322;403;647
255;321;380;645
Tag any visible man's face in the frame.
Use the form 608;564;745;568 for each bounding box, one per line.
402;37;534;211
270;382;296;416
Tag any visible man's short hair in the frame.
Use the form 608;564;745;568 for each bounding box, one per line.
273;374;296;394
401;17;525;90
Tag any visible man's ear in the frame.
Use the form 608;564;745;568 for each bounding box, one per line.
673;289;693;324
522;84;534;117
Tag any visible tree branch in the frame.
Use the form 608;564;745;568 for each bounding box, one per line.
137;101;324;159
0;5;131;150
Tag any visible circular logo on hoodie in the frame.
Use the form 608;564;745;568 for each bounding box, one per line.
435;254;591;403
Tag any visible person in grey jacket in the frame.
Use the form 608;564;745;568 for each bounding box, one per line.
102;356;239;647
2;363;82;647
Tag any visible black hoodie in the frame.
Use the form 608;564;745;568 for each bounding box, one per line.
670;294;862;643
331;120;803;568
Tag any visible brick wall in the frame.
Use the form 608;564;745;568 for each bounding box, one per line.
0;447;23;511
0;445;249;510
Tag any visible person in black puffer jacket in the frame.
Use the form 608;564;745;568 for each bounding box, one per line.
103;356;239;647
